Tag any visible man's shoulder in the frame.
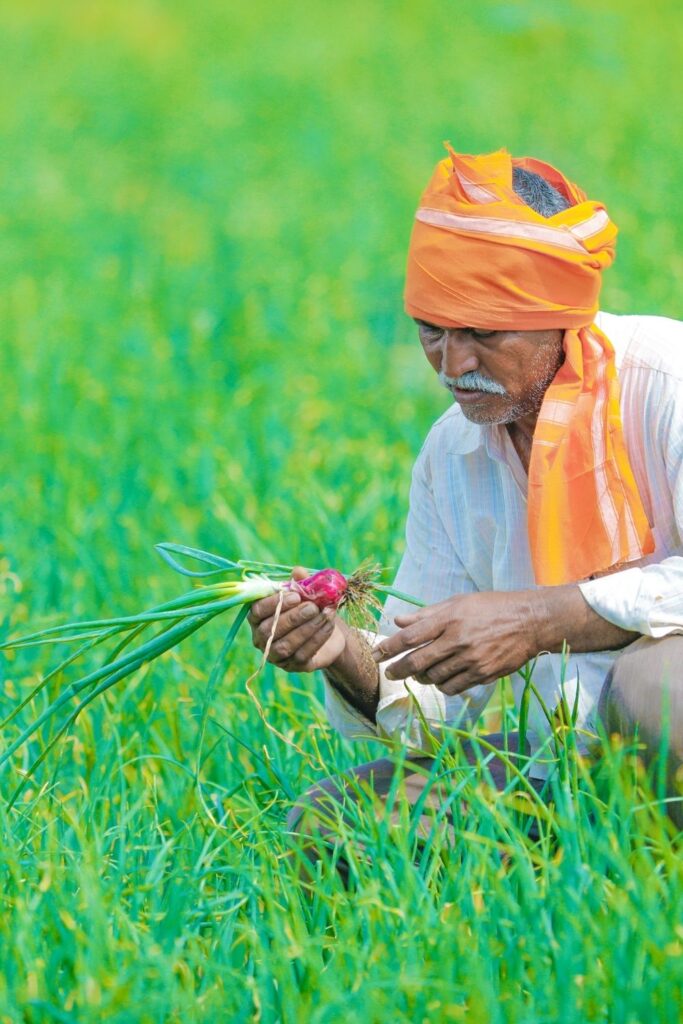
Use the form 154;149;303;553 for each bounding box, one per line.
598;310;683;381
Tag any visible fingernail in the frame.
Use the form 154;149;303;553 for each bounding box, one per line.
302;604;316;618
371;651;383;662
385;669;396;680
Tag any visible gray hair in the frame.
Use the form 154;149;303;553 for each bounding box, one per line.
512;165;570;217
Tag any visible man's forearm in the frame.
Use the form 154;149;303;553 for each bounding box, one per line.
324;621;380;722
376;582;642;696
530;584;639;654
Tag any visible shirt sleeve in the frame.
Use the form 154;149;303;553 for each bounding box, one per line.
324;441;492;749
323;631;478;751
579;562;683;637
579;367;683;637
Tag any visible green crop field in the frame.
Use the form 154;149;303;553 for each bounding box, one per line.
1;1;682;1020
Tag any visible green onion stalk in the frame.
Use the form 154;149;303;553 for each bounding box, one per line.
0;543;423;802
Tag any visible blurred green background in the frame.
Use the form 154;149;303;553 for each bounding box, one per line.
1;1;682;1020
2;0;682;617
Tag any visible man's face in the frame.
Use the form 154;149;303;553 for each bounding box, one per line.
415;320;565;425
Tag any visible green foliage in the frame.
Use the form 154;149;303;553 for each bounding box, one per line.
1;0;682;1019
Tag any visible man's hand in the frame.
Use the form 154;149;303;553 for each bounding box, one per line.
247;567;346;673
373;590;537;695
373;585;639;696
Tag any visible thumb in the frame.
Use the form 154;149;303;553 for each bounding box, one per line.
291;565;312;581
394;612;421;628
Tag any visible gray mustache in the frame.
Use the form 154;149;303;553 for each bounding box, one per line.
439;370;507;396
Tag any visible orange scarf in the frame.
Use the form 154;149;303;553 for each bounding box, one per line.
404;145;654;585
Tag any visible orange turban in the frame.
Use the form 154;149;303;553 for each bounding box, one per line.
405;145;654;586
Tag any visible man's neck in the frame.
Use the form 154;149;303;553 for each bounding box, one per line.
505;412;538;474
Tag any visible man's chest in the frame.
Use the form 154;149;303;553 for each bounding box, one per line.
431;448;536;591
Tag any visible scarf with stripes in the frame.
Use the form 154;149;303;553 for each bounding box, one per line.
404;145;653;585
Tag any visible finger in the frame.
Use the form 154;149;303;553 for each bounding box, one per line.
382;638;453;681
395;595;461;630
414;660;495;696
278;616;336;668
252;601;318;650
434;671;494;696
291;565;312;581
269;610;334;664
372;619;443;664
411;653;470;688
411;655;471;688
393;611;423;628
249;589;300;625
256;600;318;641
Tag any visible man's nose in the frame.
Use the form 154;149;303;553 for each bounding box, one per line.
441;331;478;378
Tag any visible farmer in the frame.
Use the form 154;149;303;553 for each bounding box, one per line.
248;143;683;839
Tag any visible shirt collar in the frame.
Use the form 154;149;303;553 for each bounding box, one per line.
444;410;523;480
443;406;505;458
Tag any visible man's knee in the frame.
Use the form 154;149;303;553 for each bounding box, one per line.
285;801;305;834
283;767;395;886
285;776;351;838
284;756;429;839
599;634;683;759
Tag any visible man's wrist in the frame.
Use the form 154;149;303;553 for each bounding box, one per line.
526;584;637;655
526;587;557;656
322;623;380;722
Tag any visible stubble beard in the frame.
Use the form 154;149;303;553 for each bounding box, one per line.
456;344;565;426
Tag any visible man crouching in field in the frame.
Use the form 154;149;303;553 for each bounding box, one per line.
248;142;683;849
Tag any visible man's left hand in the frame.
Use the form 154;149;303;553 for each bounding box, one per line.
372;590;538;695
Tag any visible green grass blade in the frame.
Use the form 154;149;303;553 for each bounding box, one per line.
0;625;123;730
0;593;262;651
372;583;426;607
194;604;251;781
9;608;216;807
0;613;217;771
155;542;242;577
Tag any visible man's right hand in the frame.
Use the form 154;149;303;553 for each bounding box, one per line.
247;574;347;674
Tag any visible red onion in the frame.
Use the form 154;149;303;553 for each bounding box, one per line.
288;568;348;609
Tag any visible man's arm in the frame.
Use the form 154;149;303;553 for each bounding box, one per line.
322;620;380;722
532;583;637;651
249;433;494;730
373;584;638;695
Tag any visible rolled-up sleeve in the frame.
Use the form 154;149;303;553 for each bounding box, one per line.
323;630;469;752
579;560;683;637
324;668;377;739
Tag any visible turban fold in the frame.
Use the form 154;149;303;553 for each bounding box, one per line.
405;145;654;585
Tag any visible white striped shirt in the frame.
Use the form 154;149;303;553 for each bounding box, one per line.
325;312;683;772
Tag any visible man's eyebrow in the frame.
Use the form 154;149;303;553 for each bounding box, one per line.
414;318;499;335
414;318;442;329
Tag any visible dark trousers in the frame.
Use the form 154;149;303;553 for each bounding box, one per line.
288;634;683;846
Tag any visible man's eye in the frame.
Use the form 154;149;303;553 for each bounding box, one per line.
470;329;496;340
418;323;444;342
